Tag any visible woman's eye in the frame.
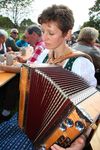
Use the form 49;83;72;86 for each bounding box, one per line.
42;30;54;36
49;32;54;35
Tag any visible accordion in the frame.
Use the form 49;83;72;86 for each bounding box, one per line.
18;64;100;149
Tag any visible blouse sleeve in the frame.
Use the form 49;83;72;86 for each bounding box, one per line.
71;57;97;87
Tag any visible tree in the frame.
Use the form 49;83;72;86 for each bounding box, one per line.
82;0;100;40
20;19;36;30
0;15;14;28
0;0;34;27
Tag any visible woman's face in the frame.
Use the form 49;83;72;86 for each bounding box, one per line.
41;21;66;50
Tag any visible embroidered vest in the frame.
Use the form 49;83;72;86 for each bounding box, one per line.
42;51;93;71
64;57;77;71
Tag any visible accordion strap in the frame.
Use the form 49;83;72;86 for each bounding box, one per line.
68;51;93;61
48;50;93;64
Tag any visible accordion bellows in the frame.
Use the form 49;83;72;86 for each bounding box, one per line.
18;64;100;149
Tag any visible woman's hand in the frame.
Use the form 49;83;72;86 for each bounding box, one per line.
51;127;92;150
16;56;26;63
51;134;86;150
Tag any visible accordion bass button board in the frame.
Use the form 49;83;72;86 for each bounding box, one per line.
18;64;100;150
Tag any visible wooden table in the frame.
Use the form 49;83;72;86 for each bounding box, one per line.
0;71;16;87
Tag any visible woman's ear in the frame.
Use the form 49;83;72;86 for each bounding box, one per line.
65;30;72;41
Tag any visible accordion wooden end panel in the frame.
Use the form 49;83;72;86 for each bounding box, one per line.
18;64;100;150
41;108;91;149
18;66;28;128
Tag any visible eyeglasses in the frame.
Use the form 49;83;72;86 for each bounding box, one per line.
12;32;18;35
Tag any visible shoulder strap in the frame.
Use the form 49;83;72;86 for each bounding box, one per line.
64;57;77;71
64;51;93;71
67;51;93;62
42;50;93;64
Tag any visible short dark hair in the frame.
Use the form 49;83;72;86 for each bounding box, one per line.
38;5;74;34
26;24;42;36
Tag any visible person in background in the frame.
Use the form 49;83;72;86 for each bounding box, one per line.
67;34;76;46
0;30;20;123
0;28;20;121
17;24;45;63
5;28;20;52
72;27;100;85
0;29;8;54
72;27;100;71
16;34;28;47
0;25;45;123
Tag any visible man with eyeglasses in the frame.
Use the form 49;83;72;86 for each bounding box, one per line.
6;28;20;52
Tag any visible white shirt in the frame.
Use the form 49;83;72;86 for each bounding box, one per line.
36;50;97;87
64;57;97;87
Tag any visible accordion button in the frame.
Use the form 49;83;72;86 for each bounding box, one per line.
65;118;73;127
75;121;84;131
59;123;67;131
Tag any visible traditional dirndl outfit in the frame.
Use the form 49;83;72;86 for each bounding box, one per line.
0;50;96;149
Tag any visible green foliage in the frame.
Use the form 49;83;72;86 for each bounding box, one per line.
0;15;14;28
81;0;100;40
89;0;100;15
20;19;36;30
0;0;34;27
0;16;36;37
0;0;33;9
19;19;37;33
